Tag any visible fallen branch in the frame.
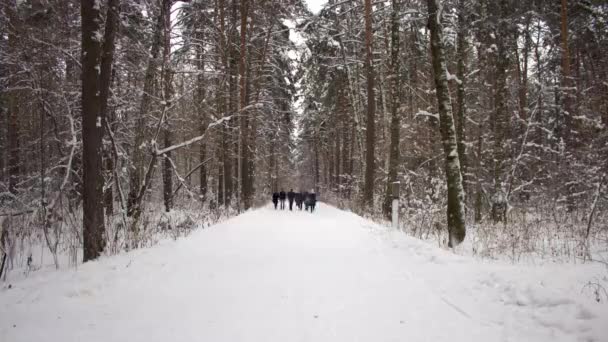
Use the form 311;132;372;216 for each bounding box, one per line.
154;114;232;156
171;157;213;199
164;155;197;201
0;210;34;217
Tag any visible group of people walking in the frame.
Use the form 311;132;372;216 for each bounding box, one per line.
272;189;317;212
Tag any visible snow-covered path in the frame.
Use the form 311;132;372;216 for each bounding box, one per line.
1;203;606;341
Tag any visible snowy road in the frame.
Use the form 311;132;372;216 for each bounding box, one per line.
1;203;606;341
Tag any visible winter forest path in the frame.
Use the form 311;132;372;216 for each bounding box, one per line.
1;204;606;341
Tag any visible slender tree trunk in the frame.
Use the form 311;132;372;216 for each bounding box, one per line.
491;0;509;223
516;19;530;121
229;0;238;206
475;121;484;223
161;0;173;212
560;0;573;147
560;0;576;212
81;0;106;261
382;0;401;219
455;0;468;199
314;139;320;192
362;0;376;208
239;0;251;209
128;1;166;216
100;0;120;216
218;0;233;205
196;32;208;200
6;0;20;196
427;0;467;247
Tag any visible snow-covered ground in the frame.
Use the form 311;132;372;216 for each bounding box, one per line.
1;203;606;341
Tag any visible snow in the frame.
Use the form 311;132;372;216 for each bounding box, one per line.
1;204;607;342
415;110;439;120
446;70;462;85
303;0;328;14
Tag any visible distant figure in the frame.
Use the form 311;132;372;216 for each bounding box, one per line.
272;192;279;209
306;191;317;213
302;191;310;211
279;189;286;210
287;189;296;210
295;192;303;210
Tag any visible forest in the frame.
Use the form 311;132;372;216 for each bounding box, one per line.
0;0;607;268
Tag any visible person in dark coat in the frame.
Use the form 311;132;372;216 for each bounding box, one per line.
307;191;317;213
272;192;279;209
295;192;303;210
279;189;286;210
287;189;296;210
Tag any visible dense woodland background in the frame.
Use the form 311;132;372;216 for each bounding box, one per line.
0;0;607;268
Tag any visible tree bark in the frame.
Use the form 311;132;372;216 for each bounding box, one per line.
560;0;573;146
81;0;106;261
161;0;174;212
382;0;400;219
99;0;120;216
219;0;233;205
196;28;208;200
455;0;468;199
491;0;509;223
362;0;376;208
560;0;577;212
427;0;466;247
128;0;166;216
239;0;251;209
6;0;20;196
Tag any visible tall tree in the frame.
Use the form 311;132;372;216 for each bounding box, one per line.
491;0;510;223
455;0;468;197
362;0;376;208
128;0;168;222
194;6;208;200
239;0;251;209
427;0;466;246
100;0;120;215
382;0;401;219
81;0;115;261
6;0;20;196
161;0;174;213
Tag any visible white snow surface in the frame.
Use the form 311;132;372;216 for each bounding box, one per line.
1;203;607;342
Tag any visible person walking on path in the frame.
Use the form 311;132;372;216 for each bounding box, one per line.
287;189;296;211
295;192;303;210
306;191;317;213
272;192;279;209
279;190;286;210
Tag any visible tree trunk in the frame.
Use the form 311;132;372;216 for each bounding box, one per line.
382;0;400;219
162;0;173;213
427;0;467;247
128;0;166;216
218;0;233;205
455;0;468;199
6;0;20;196
196;31;208;200
239;0;251;209
560;0;573;147
100;0;120;216
491;0;509;223
81;0;106;261
560;0;576;212
229;0;238;206
362;0;376;208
